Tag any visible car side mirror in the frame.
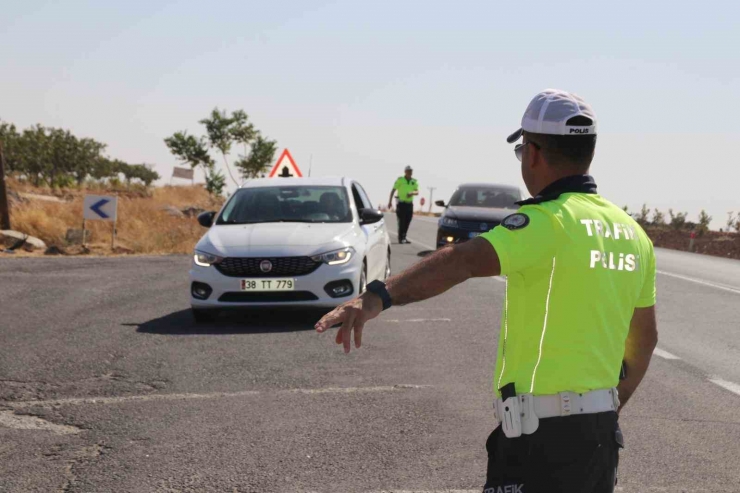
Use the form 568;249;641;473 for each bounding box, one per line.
434;200;446;207
359;208;384;225
197;211;216;228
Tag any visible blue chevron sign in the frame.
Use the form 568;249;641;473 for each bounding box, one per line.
91;199;109;218
83;195;118;221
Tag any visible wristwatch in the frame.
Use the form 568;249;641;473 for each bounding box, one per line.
365;280;392;311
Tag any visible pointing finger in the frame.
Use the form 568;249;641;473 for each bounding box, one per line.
354;318;364;349
341;310;356;354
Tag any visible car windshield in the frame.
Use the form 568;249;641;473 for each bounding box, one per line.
449;187;520;209
217;186;352;224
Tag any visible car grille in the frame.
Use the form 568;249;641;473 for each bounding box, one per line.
218;291;319;302
215;257;321;278
457;220;499;231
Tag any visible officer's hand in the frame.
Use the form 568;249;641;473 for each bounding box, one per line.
387;202;393;210
315;292;383;353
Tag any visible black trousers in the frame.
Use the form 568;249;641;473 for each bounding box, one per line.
396;202;413;240
484;412;623;493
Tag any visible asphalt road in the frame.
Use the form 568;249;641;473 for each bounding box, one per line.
1;215;739;492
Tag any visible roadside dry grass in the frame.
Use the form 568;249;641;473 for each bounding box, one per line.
6;179;224;255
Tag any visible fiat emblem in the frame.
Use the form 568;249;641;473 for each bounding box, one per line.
259;260;273;273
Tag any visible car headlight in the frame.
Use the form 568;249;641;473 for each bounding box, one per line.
311;247;355;265
440;216;459;228
193;250;224;267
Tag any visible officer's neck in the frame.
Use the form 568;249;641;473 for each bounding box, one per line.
534;168;590;197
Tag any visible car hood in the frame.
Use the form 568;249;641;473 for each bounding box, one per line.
444;206;514;222
205;222;358;248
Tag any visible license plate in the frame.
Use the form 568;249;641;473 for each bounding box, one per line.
469;232;482;238
241;279;295;291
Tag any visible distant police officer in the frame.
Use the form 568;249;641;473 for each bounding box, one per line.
317;89;658;493
388;165;419;244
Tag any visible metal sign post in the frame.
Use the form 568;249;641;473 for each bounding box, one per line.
0;141;11;230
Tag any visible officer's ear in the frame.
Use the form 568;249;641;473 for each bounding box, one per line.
532;143;552;171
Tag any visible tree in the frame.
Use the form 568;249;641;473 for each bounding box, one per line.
165;108;277;193
118;163;159;187
69;138;106;186
668;209;687;230
637;204;650;225
234;136;277;179
164;131;218;195
727;212;738;232
697;210;712;236
47;128;76;187
135;164;160;186
652;208;665;226
90;157;116;181
1;119;153;188
199;108;257;186
18;125;51;186
0;122;21;174
164;132;213;170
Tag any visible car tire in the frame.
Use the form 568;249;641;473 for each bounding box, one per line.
359;263;367;294
384;250;391;280
192;308;217;324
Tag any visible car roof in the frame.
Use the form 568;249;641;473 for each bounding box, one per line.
456;183;520;191
239;176;349;188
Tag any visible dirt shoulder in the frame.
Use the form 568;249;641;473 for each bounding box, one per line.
3;180;223;256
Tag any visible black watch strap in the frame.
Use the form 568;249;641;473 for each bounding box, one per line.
366;280;392;311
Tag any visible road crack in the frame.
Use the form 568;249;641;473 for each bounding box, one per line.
58;443;105;493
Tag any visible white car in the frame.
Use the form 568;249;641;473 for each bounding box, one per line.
189;177;391;322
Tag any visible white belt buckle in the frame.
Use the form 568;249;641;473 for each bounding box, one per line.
499;395;522;438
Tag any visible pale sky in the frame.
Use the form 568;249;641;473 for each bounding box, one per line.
2;0;738;228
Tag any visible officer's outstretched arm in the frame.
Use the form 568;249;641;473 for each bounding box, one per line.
315;238;501;353
617;305;658;412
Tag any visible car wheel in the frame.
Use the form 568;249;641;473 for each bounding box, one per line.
192;308;217;324
384;250;391;280
359;263;367;294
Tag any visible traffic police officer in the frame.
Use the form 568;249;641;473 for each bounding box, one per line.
316;89;658;493
388;165;419;244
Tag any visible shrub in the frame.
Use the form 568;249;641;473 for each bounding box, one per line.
637;204;650;225
668;209;687;230
727;212;738;232
697;210;712;236
652;209;665;226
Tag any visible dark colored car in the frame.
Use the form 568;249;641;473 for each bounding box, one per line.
435;183;523;248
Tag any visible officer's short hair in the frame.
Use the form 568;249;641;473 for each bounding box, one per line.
525;116;597;170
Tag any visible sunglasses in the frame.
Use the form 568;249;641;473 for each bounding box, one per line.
514;141;540;162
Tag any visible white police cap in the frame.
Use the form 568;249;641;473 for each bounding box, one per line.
507;89;597;143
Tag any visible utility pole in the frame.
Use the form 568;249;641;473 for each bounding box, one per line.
0;141;11;230
427;186;436;213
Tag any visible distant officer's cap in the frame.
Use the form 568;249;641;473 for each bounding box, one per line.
507;89;597;143
404;165;413;171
